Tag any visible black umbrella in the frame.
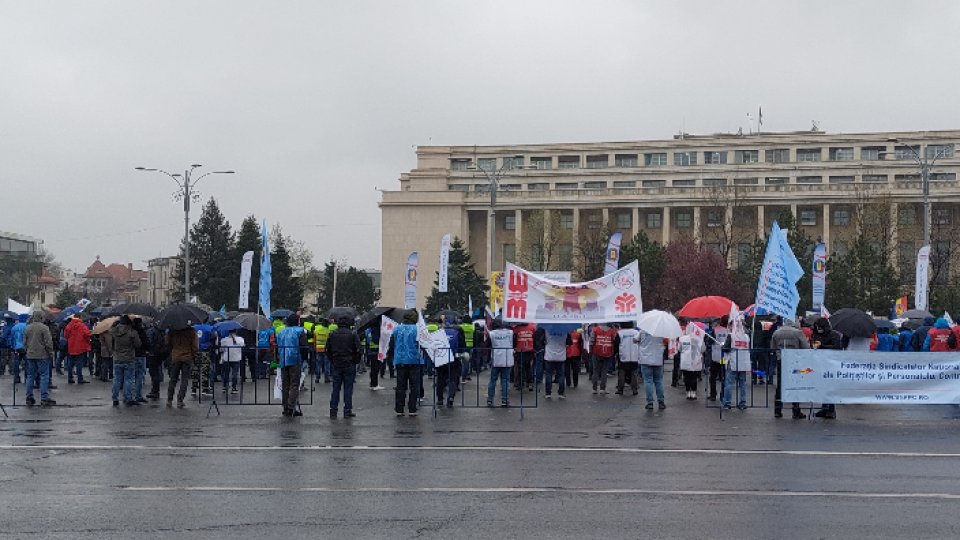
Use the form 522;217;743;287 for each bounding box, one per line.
355;307;406;333
271;308;294;319
901;319;923;330
803;313;823;326
234;312;272;332
106;302;160;319
157;303;208;331
873;319;896;330
325;306;358;321
436;309;462;324
2;311;17;319
902;309;933;320
829;308;877;338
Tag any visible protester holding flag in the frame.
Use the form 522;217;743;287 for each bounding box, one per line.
387;310;423;416
771;318;810;419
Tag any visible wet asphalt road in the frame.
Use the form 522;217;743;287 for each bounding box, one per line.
1;369;960;539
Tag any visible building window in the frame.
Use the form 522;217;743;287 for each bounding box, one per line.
737;243;753;269
673;179;695;187
734;177;758;185
644;153;668;166
615;154;638;167
586;155;608;169
558;244;573;265
935;208;952;225
612;180;636;188
931;173;957;181
704;151;727;164
899;206;916;225
797;148;822;162
674;151;697;166
583;181;606;189
531;157;552;170
616;212;632;229
504;215;516;230
829;176;855;184
800;210;817;226
833;209;850;226
705;243;722;254
926;144;955;159
862;174;888;183
646;212;662;229
587;213;603;230
528;182;549;191
676;211;692;228
829;147;854;161
556;182;578;190
797;176;822;184
765;177;788;185
503;244;516;264
702;178;727;187
477;158;496;171
503;156;523;169
895;174;921;182
706;210;722;228
860;146;886;161
560;213;574;229
935;241;951;283
735;150;759;164
765;148;790;163
558;156;580;169
895;145;920;161
500;184;520;191
451;159;470;171
642;180;666;188
448;184;469;191
833;241;849;258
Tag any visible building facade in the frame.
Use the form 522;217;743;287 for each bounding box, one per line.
380;129;959;309
82;257;149;306
0;231;44;305
147;256;179;307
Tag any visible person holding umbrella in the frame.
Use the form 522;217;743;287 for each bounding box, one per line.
109;315;141;407
636;329;668;410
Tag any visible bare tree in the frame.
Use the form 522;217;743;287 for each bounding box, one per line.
700;183;756;265
519;210;569;271
574;221;613;281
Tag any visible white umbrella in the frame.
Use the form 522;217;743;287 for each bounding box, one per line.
637;310;682;339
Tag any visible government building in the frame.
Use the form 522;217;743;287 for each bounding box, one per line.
379;129;959;309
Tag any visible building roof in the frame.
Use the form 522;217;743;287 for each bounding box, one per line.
36;272;60;286
84;256;110;278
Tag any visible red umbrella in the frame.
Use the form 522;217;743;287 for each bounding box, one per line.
678;296;737;318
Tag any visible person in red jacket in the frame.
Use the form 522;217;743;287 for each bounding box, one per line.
590;323;617;394
565;328;583;388
64;315;91;384
512;322;537;391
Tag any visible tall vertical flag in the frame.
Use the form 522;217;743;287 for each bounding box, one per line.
754;221;804;320
916;245;931;311
603;231;623;275
438;234;451;293
238;251;254;309
404;252;419;310
258;221;272;316
895;296;908;318
811;242;827;310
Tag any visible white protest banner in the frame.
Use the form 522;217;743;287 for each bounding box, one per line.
534;271;571;283
238;250;254;309
916;245;930;311
377;315;399;361
502;261;642;324
812;242;826;310
427;329;452;367
438;234;451;293
782;349;960;404
754;221;804;319
603;231;623;275
8;299;30;315
404;252;419;309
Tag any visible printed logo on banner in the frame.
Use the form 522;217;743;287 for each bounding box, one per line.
792;368;814;375
612;267;637;290
407;268;417;281
505;268;529;319
813;259;826;273
614;293;637;313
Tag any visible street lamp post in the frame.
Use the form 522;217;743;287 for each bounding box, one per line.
467;156;530;280
135;165;235;302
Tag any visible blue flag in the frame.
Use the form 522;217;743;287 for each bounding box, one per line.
754;221;804;320
258;220;272;317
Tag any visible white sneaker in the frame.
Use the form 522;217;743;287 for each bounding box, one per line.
371;386;384;391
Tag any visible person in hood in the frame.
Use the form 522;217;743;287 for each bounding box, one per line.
326;316;361;418
23;312;55;406
131;318;150;403
771;318;810;419
64;315;92;384
387;310;424;416
110;315;142;407
0;313;13;377
923;318;956;351
277;313;309;417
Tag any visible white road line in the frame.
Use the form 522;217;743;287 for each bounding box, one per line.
1;445;959;458
118;486;960;499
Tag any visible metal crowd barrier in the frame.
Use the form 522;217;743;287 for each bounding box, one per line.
698;348;775;418
429;347;539;419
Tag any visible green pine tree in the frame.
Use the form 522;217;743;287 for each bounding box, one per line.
175;197;235;307
619;230;666;294
316;261;380;313
425;237;488;317
269;225;302;310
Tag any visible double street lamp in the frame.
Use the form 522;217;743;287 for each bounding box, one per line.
135;165;235;302
466;155;534;278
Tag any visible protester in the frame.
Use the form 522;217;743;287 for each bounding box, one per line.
590;322;617;395
706;317;730;401
166;326;198;408
771;318;810;419
145;322;167;400
327;316;362;418
873;327;897;352
438;319;465;407
459;316;475;382
277;314;309;417
99;323;114;382
10;314;28;384
923;318;955;351
636;329;667;410
23;312;55;406
313;320;331;383
811;317;844;419
542;324;567;399
0;314;12;377
64;314;91;385
131;318;149;403
363;326;384;391
388;310;423;416
909;316;936;352
722;320;751;410
487;318;515;407
219;328;244;394
512;321;536;392
614;322;640;396
110;315;141;407
564;327;583;388
679;323;704;400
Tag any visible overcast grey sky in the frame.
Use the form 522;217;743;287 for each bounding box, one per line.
3;1;959;274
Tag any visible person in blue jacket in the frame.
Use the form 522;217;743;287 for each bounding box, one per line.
10;314;29;384
897;327;914;352
387;310;424;416
277;314;309;417
874;328;897;352
0;313;14;376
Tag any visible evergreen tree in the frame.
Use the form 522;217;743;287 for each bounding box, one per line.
316;261;380;313
826;236;900;313
269;226;302;310
175;197;235;307
425;237;488;317
233;215;261;311
55;285;82;307
620;230;667;296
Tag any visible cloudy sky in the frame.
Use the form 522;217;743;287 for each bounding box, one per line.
3;1;959;274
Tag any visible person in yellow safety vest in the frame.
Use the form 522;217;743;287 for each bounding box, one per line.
459;317;475;383
313;321;331;383
303;318;317;378
362;327;384;390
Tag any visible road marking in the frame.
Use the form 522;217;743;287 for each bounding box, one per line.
118;486;960;499
1;444;960;458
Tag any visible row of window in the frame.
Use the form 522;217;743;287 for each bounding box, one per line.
453;144;955;171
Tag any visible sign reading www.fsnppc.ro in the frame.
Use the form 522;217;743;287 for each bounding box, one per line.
782;350;960;405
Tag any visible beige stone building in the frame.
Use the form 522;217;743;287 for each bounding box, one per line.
380;129;959;309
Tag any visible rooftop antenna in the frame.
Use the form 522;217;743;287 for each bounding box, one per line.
811;120;820;131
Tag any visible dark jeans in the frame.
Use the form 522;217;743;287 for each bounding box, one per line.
99;357;113;381
565;356;581;387
395;364;421;413
682;370;699;392
514;351;534;389
167;361;193;403
68;353;87;382
545;361;565;396
368;354;382;388
617;362;639;393
222;362;240;390
774;363;801;414
148;356;164;396
671;354;681;386
434;361;460;403
330;364;356;412
709;361;725;399
280;364;300;411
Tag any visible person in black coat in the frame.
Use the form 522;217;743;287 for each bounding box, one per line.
326;316;362;418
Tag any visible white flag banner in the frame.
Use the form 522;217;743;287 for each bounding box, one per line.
916;245;930;311
782;349;960;404
404;252;419;310
427;329;452;366
438;234;451;293
501;261;642;324
603;231;623;275
7;299;30;315
238;250;254;310
377;315;399;361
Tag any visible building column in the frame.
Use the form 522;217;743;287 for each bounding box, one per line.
572;207;581;258
662;207;671;244
514;209;523;253
601;207;610;229
822;203;831;249
543;209;553;269
890;202;899;271
757;205;765;238
724;205;734;266
693;206;702;243
631;207;640;240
